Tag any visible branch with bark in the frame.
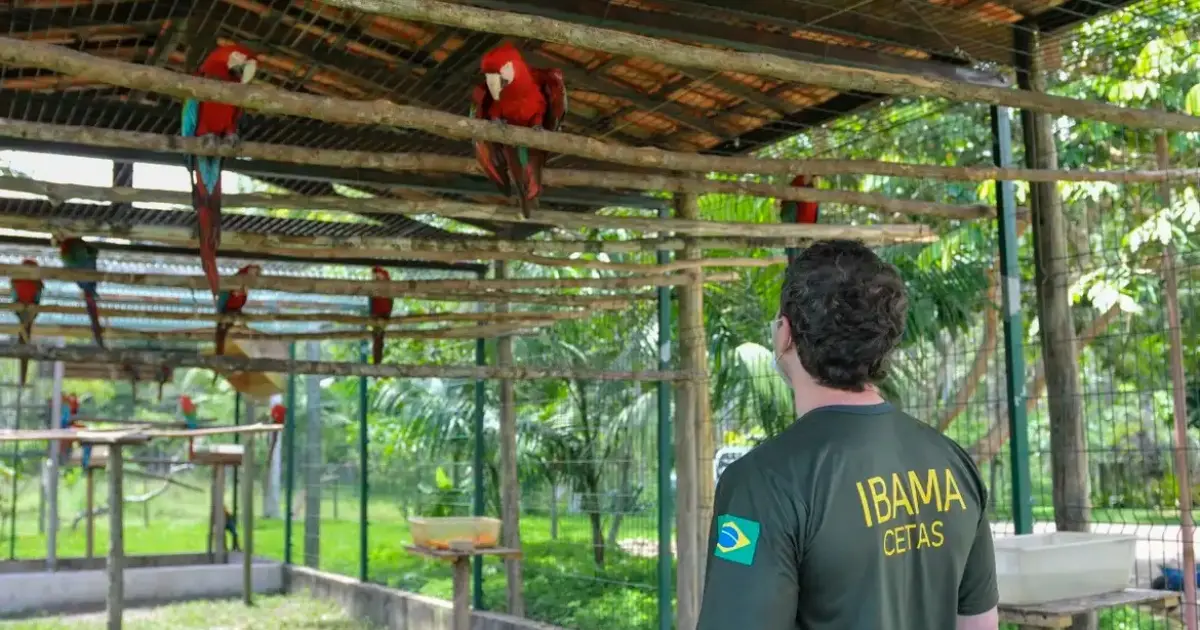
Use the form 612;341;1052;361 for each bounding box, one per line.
0;44;1197;182
0;321;548;342
0;175;938;241
0;344;693;382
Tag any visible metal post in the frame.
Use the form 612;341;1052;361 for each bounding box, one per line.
472;336;486;609
283;342;297;565
47;355;64;571
358;341;369;583
990;105;1032;535
233;392;242;517
656;206;674;630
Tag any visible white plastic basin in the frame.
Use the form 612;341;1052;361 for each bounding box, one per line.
994;532;1137;605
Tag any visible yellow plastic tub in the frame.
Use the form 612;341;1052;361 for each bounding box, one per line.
408;516;501;550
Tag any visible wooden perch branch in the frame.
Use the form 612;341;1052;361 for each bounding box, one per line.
0;44;1194;184
0;214;930;262
0;344;690;382
1;120;1192;189
0;175;939;240
0;263;731;299
325;0;1200;133
0;321;549;342
0;303;608;326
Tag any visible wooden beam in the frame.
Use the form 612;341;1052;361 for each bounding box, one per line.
0;41;1196;191
314;0;1200;133
495;261;524;614
0;303;609;326
1;118;1193;187
0;175;946;235
0;263;732;299
0;321;551;343
0;344;693;382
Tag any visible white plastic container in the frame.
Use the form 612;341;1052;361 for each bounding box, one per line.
994;532;1137;605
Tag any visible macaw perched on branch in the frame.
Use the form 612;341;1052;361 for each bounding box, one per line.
57;237;104;348
267;402;286;467
11;258;43;387
470;41;567;218
182;43;258;299
215;264;259;357
181;395;199;459
368;266;393;366
780;174;820;263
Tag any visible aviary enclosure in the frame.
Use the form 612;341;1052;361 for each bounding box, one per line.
0;0;1197;629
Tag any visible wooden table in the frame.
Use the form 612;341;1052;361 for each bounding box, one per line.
999;589;1181;628
405;545;521;630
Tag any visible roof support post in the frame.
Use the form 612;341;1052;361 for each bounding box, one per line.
494;260;525;616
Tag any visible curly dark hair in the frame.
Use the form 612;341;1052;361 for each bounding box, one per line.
780;239;908;392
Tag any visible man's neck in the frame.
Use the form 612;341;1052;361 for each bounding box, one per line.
792;382;885;418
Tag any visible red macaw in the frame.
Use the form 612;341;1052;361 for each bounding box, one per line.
182;43;258;300
181;395;198;459
470;42;567;218
780;174;820;263
11;258;43;387
267;402;286;465
214;264;259;357
368;266;393;365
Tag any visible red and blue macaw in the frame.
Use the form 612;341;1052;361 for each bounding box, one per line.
11;258;43;387
267;402;286;467
780;174;820;263
471;42;567;218
181;394;199;459
214;263;259;357
368;266;393;366
181;43;258;299
58;394;89;467
58;237;104;348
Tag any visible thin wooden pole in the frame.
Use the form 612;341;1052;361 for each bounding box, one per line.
0;173;988;222
85;467;95;559
0;344;693;383
46;354;64;572
1157;130;1197;630
0;321;554;344
452;556;470;630
673;196;700;630
242;433;256;606
0;263;738;300
106;444;124;630
4;119;1195;186
212;465;227;564
494;261;524;616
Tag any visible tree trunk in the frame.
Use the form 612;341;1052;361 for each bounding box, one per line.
549;481;559;540
583;475;606;568
1019;28;1092;630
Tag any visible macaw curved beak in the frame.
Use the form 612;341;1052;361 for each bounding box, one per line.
485;72;504;101
230;60;257;85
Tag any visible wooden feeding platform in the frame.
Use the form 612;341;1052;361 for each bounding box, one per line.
0;423;280;629
405;544;522;630
998;589;1181;628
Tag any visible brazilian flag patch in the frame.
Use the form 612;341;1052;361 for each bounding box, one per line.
714;514;760;566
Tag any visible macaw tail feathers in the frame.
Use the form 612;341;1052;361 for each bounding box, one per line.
267;432;280;467
17;316;33;387
372;328;386;365
81;444;92;469
82;292;105;349
215;322;230;357
197;201;222;299
501;145;545;219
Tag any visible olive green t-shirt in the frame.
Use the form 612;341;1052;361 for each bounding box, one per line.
697;402;998;630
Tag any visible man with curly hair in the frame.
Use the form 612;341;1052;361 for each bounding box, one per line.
697;240;999;630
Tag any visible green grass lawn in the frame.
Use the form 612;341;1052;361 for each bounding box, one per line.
0;596;375;630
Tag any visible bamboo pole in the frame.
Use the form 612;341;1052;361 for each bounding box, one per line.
0;213;932;257
0;171;988;224
0;176;936;241
322;0;1200;133
0;302;611;326
0;321;551;343
0;263;690;303
0;40;1194;185
0;344;693;382
1;120;1192;188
